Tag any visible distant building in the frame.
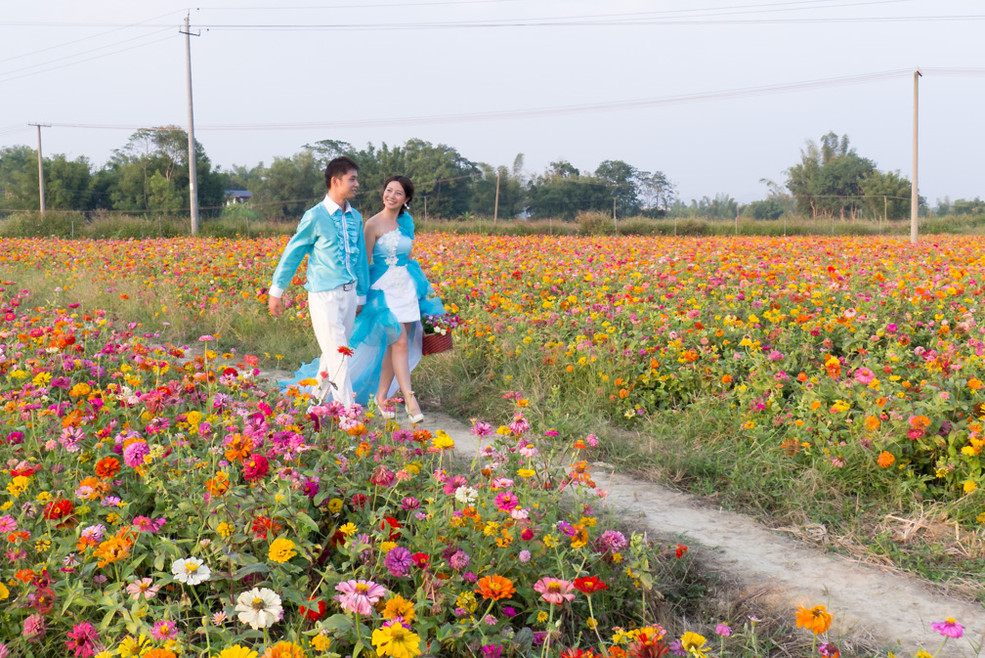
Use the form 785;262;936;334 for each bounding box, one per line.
224;190;253;206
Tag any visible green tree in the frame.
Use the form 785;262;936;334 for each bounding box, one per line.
105;126;224;216
0;145;40;212
527;160;610;220
250;150;325;219
46;154;94;210
860;170;911;220
786;132;876;219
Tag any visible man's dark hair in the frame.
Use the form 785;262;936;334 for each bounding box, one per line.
325;156;358;188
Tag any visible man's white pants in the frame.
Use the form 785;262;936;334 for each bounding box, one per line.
308;287;357;406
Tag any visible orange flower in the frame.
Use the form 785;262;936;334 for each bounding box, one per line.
94;456;121;479
224;433;253;463
968;378;983;391
877;451;895;469
205;472;230;497
145;650;178;658
476;574;515;600
864;416;881;432
94;530;134;568
795;604;833;635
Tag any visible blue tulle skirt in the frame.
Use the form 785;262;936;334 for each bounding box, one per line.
280;259;445;406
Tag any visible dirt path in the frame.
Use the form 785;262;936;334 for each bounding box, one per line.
411;409;985;657
254;359;982;656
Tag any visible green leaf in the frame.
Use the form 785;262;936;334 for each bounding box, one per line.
232;562;271;580
295;511;320;537
321;613;354;634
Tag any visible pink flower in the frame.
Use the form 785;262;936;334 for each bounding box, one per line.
23;613;46;642
715;623;732;637
533;577;575;605
243;453;269;481
494;491;519;512
853;367;875;385
126;577;160;600
0;515;17;533
123;441;149;469
931;618;964;639
334;579;386;615
65;622;100;657
151;619;178;641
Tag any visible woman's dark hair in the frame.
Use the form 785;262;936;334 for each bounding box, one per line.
383;175;414;211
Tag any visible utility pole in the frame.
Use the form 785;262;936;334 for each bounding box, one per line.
910;69;922;245
181;12;201;236
493;170;500;223
29;122;50;214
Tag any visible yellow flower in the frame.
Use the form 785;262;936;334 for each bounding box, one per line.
268;537;297;564
118;634;151;657
371;621;422;658
537;611;549;623
963;480;978;495
455;591;478;613
680;631;709;657
310;633;332;652
380;541;396;554
327;498;343;514
339;523;358;537
214;646;259;658
543;534;558;548
0;582;9;600
217;522;233;538
517;468;535;478
6;475;29;497
431;432;454;451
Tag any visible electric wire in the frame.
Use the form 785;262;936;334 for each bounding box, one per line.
0;33;175;84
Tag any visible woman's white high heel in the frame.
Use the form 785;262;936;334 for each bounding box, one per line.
371;398;395;420
405;392;424;424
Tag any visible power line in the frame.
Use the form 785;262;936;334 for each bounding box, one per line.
0;33;175;84
0;27;174;80
0;10;181;66
35;68;916;133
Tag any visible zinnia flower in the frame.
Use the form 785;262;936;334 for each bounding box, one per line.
680;631;709;657
171;557;211;585
931;617;964;638
234;587;283;630
476;574;515;601
795;604;833;635
214;646;258;658
65;622;100;657
268;537;297;564
335;579;387;615
574;576;608;594
371;620;422;658
126;577;159;600
533;577;576;605
384;546;413;577
261;641;305;658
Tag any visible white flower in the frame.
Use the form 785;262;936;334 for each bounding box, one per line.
171;557;211;585
454;486;478;504
234;587;283;629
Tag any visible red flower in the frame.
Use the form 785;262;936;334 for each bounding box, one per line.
411;552;430;569
243;453;269;482
521;528;535;541
337;345;354;356
43;499;75;521
573;576;608;594
251;515;282;540
675;543;688;559
380;517;402;541
300;597;327;621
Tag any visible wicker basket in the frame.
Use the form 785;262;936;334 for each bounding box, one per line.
422;332;453;356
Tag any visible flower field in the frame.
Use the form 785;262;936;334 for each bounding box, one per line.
1;233;983;656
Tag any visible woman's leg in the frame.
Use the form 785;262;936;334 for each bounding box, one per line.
391;323;421;416
376;344;395;403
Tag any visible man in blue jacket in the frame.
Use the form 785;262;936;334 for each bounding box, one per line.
267;156;370;407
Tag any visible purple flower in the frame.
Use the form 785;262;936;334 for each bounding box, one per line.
384;546;413;578
449;550;470;571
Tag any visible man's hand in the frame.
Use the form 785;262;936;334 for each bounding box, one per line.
356;304;364;317
268;295;283;317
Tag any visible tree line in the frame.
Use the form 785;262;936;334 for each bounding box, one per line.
1;127;981;221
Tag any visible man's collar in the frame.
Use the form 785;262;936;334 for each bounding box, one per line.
323;194;351;215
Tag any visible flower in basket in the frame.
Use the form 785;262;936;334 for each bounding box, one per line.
421;314;462;336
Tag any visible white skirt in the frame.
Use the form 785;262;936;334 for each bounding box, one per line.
371;265;420;323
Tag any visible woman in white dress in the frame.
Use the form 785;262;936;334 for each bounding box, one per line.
347;176;445;422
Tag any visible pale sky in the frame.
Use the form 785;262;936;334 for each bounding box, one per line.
1;0;983;205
